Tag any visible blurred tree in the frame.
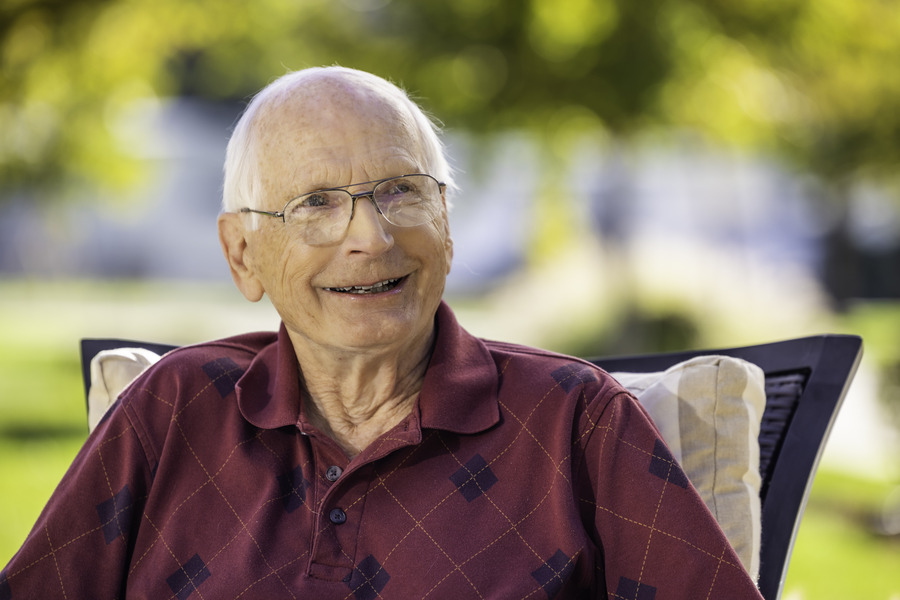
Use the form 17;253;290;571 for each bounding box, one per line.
2;0;900;205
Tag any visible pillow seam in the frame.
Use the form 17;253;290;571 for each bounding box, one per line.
711;361;721;520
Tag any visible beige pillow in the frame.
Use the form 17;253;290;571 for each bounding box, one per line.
87;348;162;431
612;356;766;580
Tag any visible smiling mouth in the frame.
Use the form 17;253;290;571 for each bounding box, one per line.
325;277;405;295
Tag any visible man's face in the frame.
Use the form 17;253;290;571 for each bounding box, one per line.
238;80;453;357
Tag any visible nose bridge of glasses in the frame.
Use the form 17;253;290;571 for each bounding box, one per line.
345;182;385;220
348;188;386;224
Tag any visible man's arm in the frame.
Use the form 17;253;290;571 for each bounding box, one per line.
574;390;764;599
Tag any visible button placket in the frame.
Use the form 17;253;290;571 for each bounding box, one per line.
308;468;370;581
305;434;362;580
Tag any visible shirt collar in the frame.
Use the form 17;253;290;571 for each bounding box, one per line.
417;301;500;434
235;301;500;435
235;322;302;430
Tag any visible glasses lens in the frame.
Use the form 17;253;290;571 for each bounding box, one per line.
373;175;442;227
283;190;352;245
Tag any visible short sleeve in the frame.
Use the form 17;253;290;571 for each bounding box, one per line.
573;390;763;599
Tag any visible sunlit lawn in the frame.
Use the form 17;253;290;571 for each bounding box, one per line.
1;280;898;598
784;472;900;599
0;342;85;560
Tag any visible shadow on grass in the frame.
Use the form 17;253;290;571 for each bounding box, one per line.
0;424;87;441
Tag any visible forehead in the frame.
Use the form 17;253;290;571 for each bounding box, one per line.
252;77;426;197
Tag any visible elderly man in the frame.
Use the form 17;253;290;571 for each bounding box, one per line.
2;67;764;599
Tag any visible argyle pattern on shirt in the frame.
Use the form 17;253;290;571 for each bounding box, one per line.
1;303;763;599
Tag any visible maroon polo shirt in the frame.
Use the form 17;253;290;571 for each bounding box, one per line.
2;302;763;599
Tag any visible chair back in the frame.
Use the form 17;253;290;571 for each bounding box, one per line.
590;334;863;600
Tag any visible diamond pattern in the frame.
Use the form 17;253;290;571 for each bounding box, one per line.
96;485;133;544
346;555;390;600
166;554;211;600
551;364;598;392
449;454;498;502
277;465;310;513
649;439;689;488
201;357;243;398
616;576;657;600
0;571;10;600
531;550;575;598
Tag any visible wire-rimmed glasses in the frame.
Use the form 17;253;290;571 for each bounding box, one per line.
239;173;445;245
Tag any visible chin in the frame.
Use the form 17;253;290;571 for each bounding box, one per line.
344;307;433;348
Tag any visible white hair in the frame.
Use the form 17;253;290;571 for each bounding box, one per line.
221;66;455;215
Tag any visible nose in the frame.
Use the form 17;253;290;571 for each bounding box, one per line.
343;193;393;254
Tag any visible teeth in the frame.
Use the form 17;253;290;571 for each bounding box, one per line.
328;278;401;294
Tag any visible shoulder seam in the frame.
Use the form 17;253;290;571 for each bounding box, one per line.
482;339;600;367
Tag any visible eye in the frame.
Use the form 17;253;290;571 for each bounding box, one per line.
379;180;418;202
386;182;413;195
297;192;332;208
284;191;345;223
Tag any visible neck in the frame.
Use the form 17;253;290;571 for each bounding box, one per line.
289;329;434;458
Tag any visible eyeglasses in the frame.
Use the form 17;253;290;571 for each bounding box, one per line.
240;173;445;245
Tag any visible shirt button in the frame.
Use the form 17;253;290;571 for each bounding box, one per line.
329;508;347;525
325;465;343;482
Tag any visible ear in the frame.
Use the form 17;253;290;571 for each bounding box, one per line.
218;212;265;302
441;191;454;274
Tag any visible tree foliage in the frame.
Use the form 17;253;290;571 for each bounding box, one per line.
2;0;900;200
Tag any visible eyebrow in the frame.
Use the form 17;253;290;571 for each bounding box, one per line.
283;181;359;202
282;182;337;203
287;173;421;200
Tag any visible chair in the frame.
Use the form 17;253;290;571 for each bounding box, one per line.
80;333;863;600
589;334;862;600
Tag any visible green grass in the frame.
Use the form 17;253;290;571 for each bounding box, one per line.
0;315;87;563
0;343;84;432
784;470;900;599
